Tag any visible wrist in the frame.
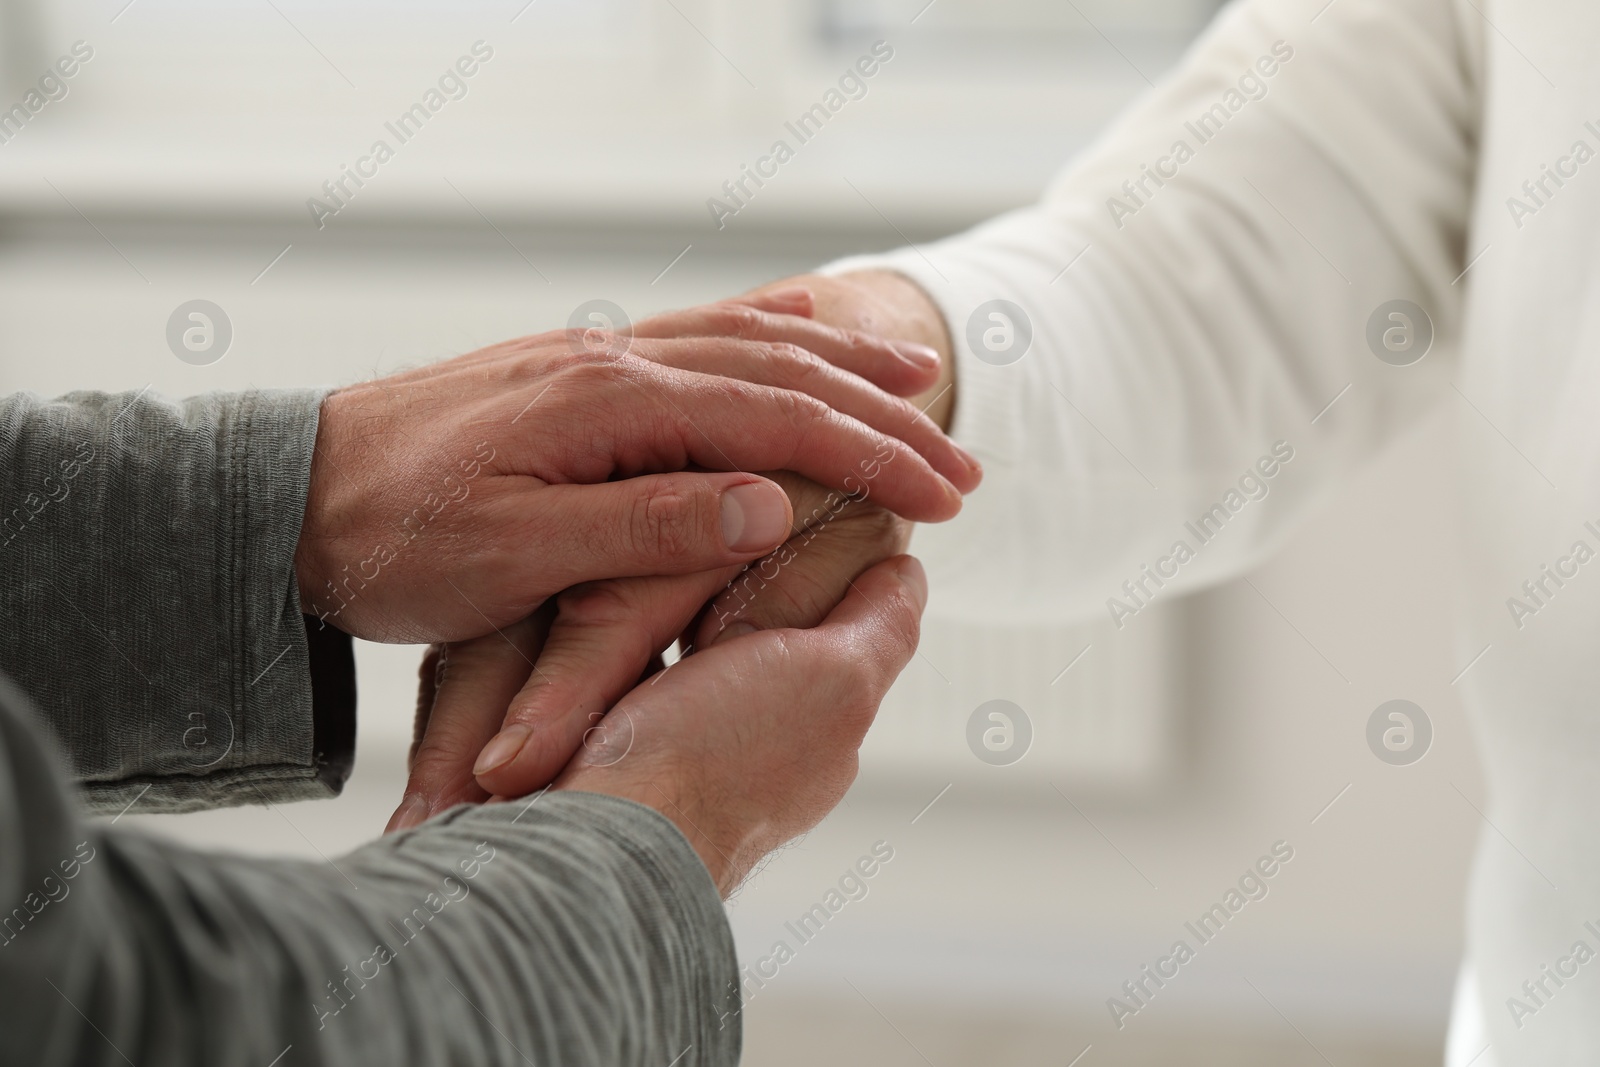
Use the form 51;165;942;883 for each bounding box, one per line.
556;764;757;898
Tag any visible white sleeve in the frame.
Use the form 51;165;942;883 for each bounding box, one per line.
827;0;1482;626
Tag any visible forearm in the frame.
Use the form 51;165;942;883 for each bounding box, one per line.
0;389;354;813
815;0;1478;625
0;676;738;1067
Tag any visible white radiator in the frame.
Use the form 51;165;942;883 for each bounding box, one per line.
858;601;1180;790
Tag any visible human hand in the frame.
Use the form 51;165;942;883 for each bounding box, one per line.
391;606;555;830
295;292;977;644
741;272;956;430
558;554;927;896
389;472;910;829
387;278;953;829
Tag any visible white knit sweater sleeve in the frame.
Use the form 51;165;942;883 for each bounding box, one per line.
826;0;1482;626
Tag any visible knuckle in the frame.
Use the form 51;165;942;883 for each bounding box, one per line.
838;325;879;355
779;387;832;431
767;342;827;388
406;743;460;780
711;304;764;338
878;587;925;663
541;352;650;420
626;482;705;561
510;350;553;384
765;340;808;362
560;346;626;381
503;689;568;740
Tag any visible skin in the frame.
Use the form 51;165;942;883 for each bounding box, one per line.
398;471;914;825
392;272;960;878
417;555;930;897
743;272;956;432
293;287;973;646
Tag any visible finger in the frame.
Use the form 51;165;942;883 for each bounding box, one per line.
435;292;816;383
730;286;815;318
693;501;910;649
652;555;928;762
472;567;734;799
635;337;977;494
795;554;928;703
386;610;549;833
409;644;444;770
473;473;831;797
568;353;968;522
488;472;795;594
632;302;941;399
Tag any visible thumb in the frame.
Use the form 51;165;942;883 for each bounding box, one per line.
797;554;929;701
508;473;796;592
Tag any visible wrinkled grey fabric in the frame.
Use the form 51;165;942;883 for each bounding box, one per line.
0;677;741;1066
0;388;339;813
0;388;742;1066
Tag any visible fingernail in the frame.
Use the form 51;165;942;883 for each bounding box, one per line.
385;795;430;834
474;724;530;776
721;481;791;553
763;285;813;308
712;621;758;647
897;556;929;609
955;444;982;476
893;341;941;370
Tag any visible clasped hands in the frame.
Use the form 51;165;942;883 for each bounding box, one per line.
293;272;960;895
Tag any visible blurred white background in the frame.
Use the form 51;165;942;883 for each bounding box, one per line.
0;0;1483;1063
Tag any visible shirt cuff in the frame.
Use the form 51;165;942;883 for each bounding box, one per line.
0;387;352;815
